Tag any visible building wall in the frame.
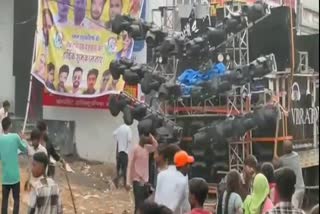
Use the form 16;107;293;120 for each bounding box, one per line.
301;0;319;12
43;107;140;163
298;0;319;35
0;0;15;107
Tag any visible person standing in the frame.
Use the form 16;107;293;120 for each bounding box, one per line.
217;155;258;213
278;141;305;209
127;134;158;213
243;173;274;214
240;155;258;199
113;123;132;188
154;144;170;173
25;129;48;191
27;152;63;214
146;144;181;203
222;170;243;214
261;162;280;205
188;178;212;214
36;120;66;178
0;117;28;214
0;100;10;134
155;150;193;214
266;168;305;214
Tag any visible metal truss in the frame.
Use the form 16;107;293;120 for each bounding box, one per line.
164;95;219;116
298;51;315;73
229;138;251;171
226;29;250;66
153;56;180;80
152;2;177;34
226;84;250;117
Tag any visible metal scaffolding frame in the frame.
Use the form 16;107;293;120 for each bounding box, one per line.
226;29;250;66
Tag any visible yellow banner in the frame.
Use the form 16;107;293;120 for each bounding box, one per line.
32;0;144;97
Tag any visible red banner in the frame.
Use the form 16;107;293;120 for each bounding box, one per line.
43;91;110;109
43;84;138;109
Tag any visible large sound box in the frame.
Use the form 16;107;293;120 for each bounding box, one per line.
249;7;294;71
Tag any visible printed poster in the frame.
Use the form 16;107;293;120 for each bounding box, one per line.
32;0;145;98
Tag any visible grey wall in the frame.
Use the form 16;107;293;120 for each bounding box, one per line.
0;0;15;107
43;107;140;163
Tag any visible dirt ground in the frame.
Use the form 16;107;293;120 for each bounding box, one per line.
0;157;134;214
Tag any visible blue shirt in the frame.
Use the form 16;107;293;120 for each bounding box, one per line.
0;133;27;184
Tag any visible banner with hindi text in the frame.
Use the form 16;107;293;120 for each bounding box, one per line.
33;0;144;98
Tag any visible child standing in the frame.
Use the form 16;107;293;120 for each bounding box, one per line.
188;178;212;214
25;129;48;190
27;152;63;214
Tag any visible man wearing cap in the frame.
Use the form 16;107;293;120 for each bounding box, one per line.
155;150;194;214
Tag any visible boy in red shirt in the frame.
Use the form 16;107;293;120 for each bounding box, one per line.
188;178;212;214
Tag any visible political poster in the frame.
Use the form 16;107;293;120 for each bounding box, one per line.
32;0;144;98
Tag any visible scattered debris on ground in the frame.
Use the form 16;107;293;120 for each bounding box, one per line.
1;158;133;214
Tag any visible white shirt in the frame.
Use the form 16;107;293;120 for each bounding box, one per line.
154;165;191;214
0;107;8;134
80;18;104;30
27;144;48;157
113;124;132;154
27;144;48;187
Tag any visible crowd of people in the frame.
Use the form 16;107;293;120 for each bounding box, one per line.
113;123;319;214
0;101;319;214
0;101;64;214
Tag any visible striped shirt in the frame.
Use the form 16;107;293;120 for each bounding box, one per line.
27;176;63;214
266;202;305;214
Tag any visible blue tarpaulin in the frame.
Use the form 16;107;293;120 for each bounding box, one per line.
178;63;226;96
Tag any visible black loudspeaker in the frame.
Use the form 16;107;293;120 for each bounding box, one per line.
109;95;121;116
123;69;140;85
122;103;147;125
123;106;133;125
141;73;162;95
138;119;153;136
249;7;292;71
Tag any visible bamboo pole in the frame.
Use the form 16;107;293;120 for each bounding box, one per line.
288;5;296;111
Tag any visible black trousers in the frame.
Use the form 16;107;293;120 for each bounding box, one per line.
47;164;56;178
116;152;128;185
133;181;150;214
1;182;20;214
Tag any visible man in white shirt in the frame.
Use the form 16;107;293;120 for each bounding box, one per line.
113;124;132;188
0;101;10;134
25;129;48;190
155;150;193;214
